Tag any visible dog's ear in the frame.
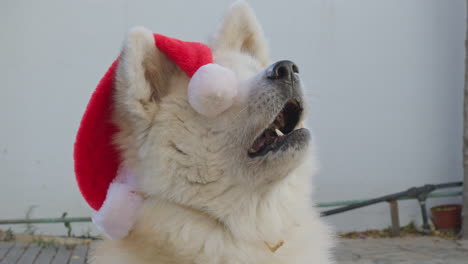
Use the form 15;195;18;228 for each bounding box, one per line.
211;1;270;66
114;27;178;123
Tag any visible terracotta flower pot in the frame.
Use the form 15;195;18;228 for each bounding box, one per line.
430;204;461;231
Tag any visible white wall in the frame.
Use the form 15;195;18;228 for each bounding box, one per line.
0;0;465;236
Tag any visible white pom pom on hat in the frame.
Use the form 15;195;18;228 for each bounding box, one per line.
188;63;238;117
154;33;238;117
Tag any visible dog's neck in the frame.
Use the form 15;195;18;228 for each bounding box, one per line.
133;190;286;253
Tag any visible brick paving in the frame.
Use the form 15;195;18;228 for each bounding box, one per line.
1;237;467;263
0;242;88;264
335;237;468;264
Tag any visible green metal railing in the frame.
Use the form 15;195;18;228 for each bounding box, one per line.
0;217;91;225
316;191;462;208
319;182;463;236
0;190;462;226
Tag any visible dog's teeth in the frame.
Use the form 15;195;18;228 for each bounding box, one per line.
275;129;284;136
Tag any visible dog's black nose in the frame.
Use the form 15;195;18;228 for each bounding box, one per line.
266;60;299;81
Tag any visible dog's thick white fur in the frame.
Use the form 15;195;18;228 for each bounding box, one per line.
90;2;334;264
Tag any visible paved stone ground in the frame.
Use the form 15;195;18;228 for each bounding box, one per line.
335;237;468;264
1;237;468;263
0;242;88;264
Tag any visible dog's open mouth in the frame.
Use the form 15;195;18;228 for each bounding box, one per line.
248;99;305;157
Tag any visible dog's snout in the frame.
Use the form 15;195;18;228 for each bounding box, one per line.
266;60;299;81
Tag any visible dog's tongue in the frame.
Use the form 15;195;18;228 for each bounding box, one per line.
252;130;276;151
252;137;267;151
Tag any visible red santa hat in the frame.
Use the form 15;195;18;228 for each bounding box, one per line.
74;33;237;218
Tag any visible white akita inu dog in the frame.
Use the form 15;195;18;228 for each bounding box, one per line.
89;2;334;264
